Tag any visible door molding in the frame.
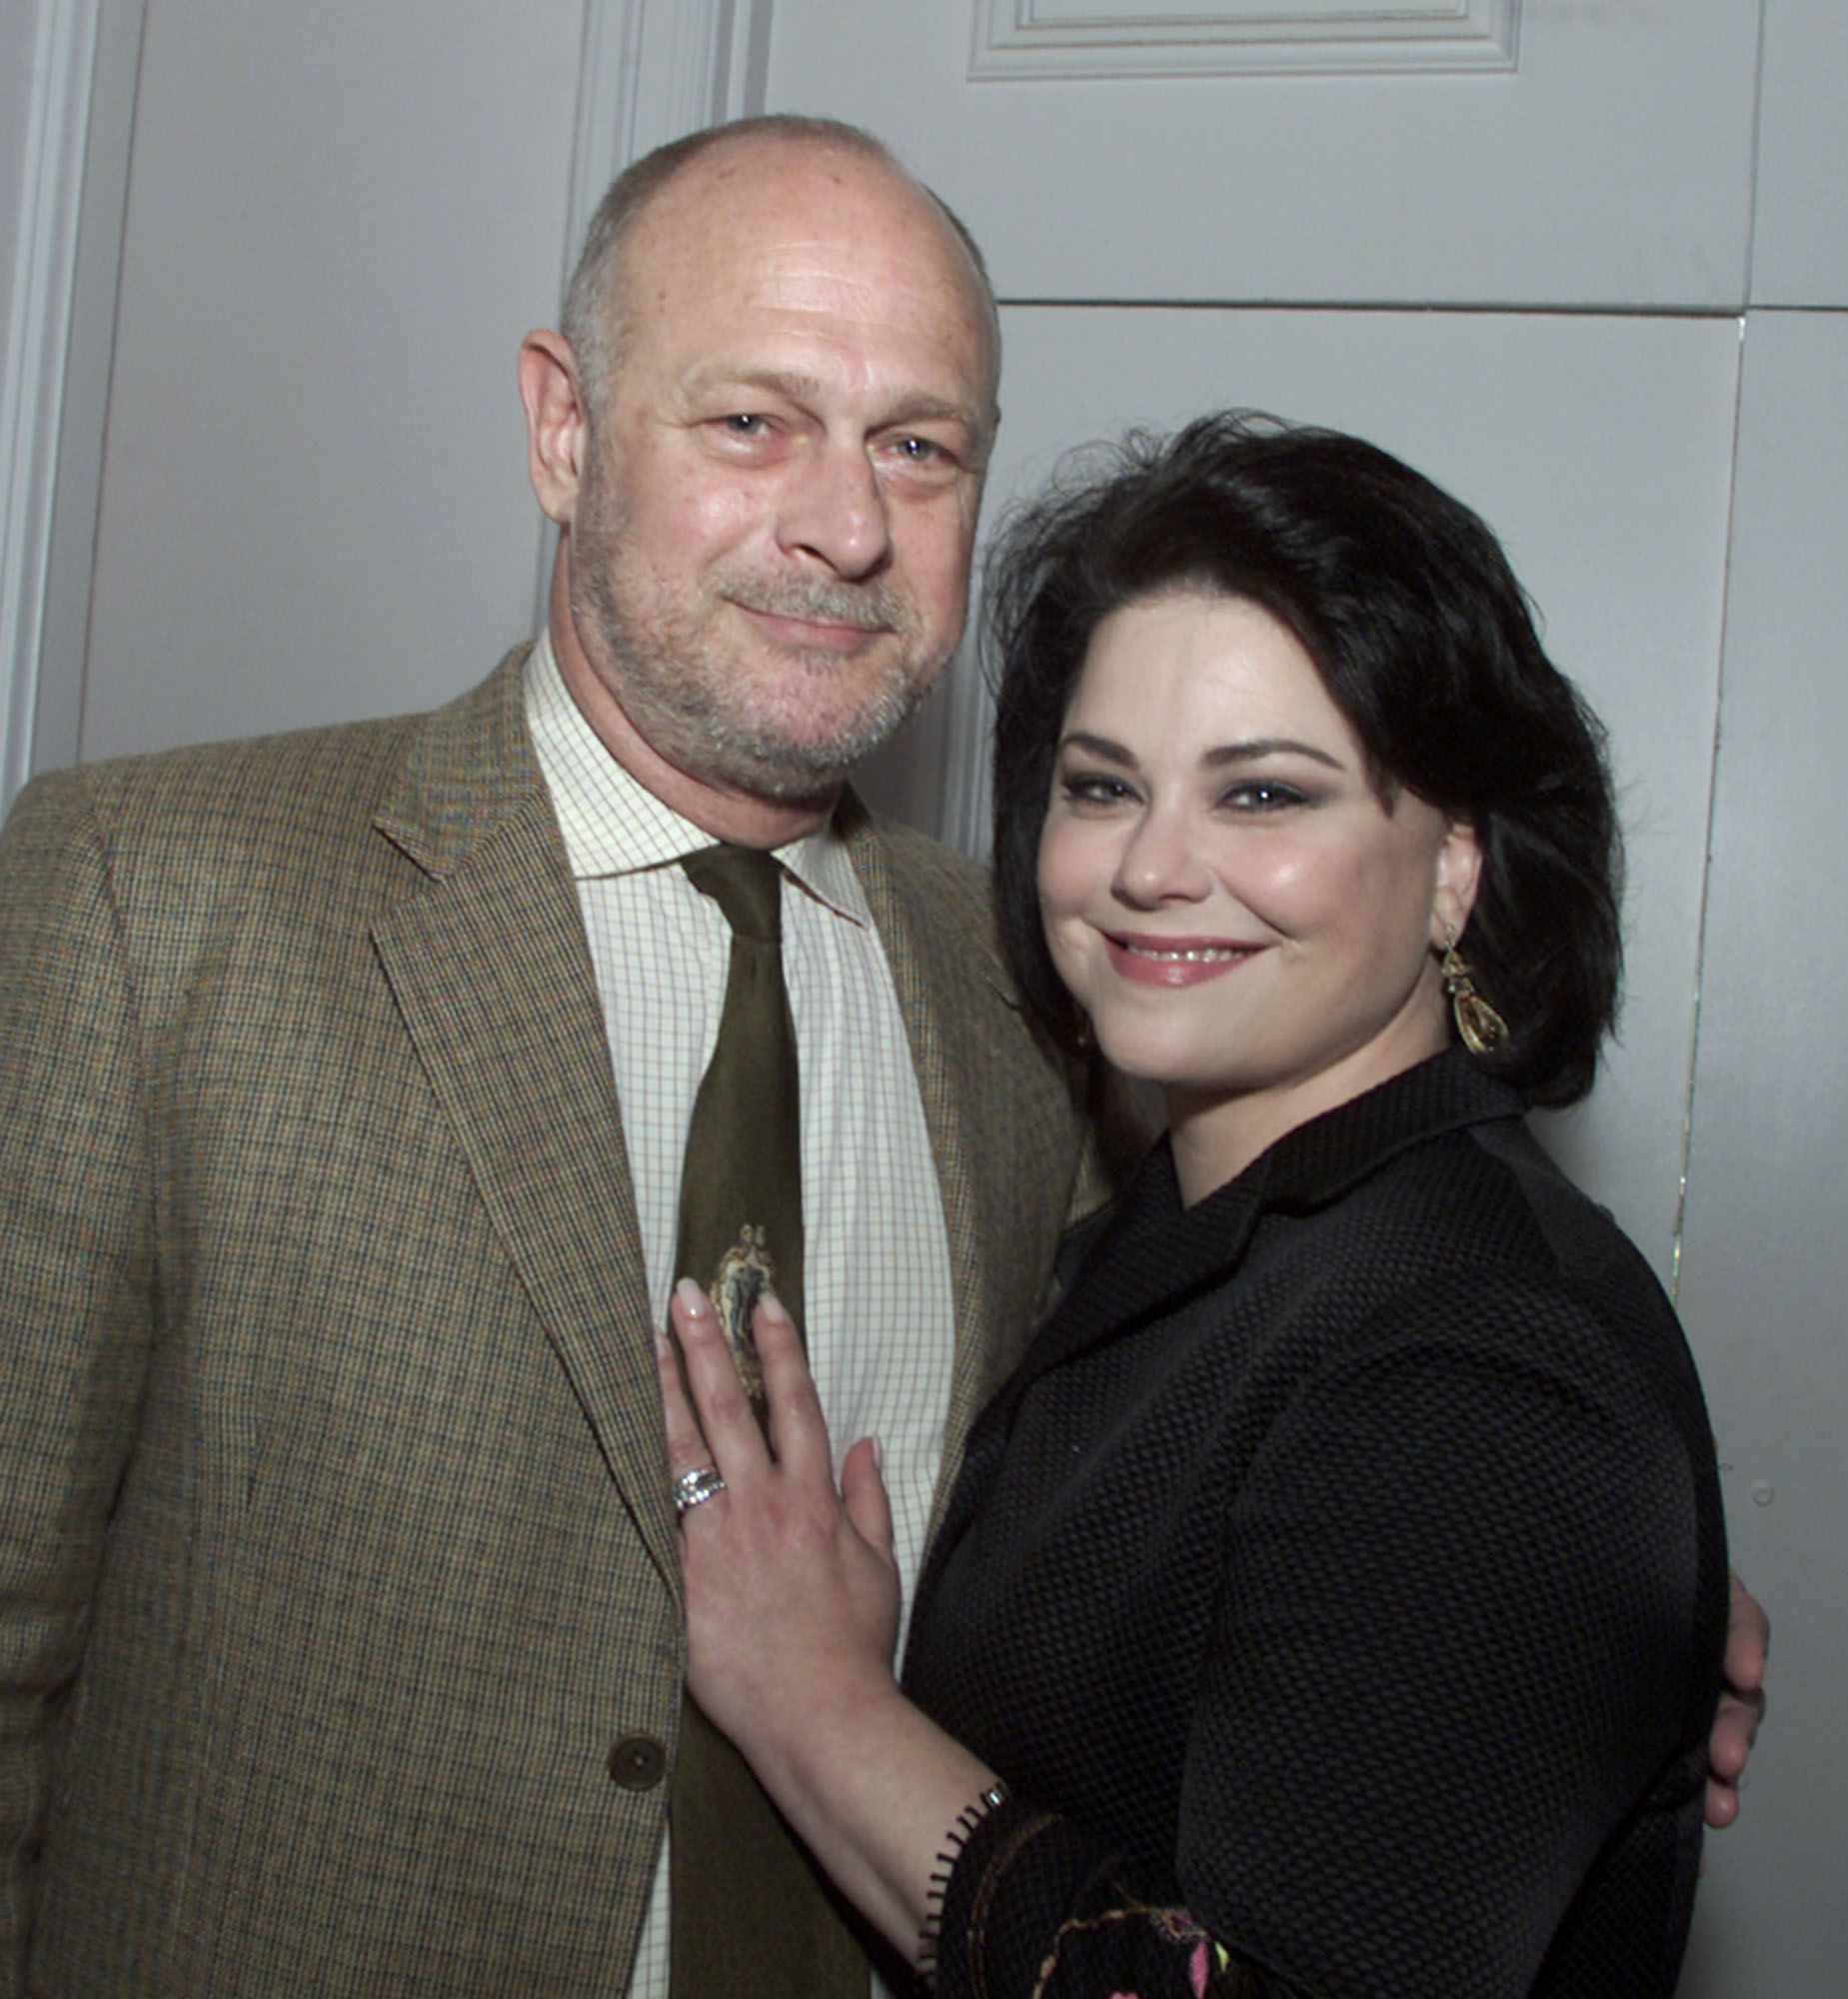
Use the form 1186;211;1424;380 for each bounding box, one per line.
565;0;771;250
0;1;143;812
531;0;774;646
1;0;143;809
970;1;1520;81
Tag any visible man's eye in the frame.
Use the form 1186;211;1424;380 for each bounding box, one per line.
888;435;959;472
720;414;772;437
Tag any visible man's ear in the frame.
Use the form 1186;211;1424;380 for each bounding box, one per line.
1430;818;1484;948
518;330;589;526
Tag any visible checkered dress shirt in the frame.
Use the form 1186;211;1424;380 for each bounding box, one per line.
526;634;955;1998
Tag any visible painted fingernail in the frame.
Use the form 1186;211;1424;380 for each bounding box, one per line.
675;1276;708;1317
757;1291;793;1328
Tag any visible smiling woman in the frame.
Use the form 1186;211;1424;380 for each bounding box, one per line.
1037;590;1479;1199
988;414;1621;1114
660;413;1731;1999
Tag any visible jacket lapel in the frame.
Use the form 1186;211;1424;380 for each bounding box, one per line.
369;651;680;1589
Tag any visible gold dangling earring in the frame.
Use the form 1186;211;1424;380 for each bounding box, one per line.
1440;924;1510;1058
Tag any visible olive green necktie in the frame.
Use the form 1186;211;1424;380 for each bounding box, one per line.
669;844;866;1999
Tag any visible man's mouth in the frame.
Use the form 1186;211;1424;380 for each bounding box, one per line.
737;604;888;653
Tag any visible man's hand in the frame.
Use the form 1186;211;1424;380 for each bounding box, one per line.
1706;1568;1768;1830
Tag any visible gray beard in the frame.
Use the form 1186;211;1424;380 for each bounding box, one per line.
573;549;943;804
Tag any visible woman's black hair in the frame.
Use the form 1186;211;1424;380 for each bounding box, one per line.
987;412;1621;1107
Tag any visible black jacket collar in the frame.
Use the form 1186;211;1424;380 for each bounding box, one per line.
1001;1049;1527;1413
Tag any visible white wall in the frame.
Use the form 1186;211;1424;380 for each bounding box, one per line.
1671;9;1848;1985
0;0;49;801
1674;306;1848;1999
72;0;584;761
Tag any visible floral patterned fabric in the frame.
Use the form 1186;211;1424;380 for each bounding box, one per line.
931;1797;1308;1999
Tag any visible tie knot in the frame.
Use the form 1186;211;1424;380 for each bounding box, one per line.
682;844;784;944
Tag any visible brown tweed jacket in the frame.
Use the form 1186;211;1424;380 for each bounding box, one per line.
0;650;1113;1996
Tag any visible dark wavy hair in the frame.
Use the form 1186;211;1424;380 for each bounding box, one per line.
987;413;1621;1107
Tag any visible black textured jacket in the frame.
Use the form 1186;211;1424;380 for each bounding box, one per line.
905;1050;1728;1999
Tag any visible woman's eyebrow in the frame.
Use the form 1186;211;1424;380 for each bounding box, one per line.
1055;730;1135;765
1202;738;1346;773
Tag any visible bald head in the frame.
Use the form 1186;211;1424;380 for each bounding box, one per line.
517;115;1000;840
560;116;999;436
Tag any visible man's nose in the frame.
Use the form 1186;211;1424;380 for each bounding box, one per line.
776;444;894;579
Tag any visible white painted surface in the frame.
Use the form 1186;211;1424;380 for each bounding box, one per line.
0;0;132;812
28;0;143;784
1751;0;1848;306
1673;309;1848;1999
967;0;1522;80
75;0;584;762
0;5;43;333
0;0;59;811
765;0;1761;307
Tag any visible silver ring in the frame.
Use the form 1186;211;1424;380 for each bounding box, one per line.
673;1463;727;1514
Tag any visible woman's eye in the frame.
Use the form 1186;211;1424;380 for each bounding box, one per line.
1221;780;1306;813
1058;772;1136;807
720;414;771;437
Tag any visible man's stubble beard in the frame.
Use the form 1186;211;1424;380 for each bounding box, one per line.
569;467;955;805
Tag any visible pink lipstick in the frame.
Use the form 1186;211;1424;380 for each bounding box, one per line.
1103;933;1261;989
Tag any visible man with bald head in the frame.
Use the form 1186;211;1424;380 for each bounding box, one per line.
0;118;1099;1997
0;115;1766;1999
507;121;1034;1998
527;122;1000;833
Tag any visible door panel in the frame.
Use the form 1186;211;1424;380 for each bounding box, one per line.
75;0;584;764
1672;310;1848;1999
1751;0;1848;305
763;0;1760;306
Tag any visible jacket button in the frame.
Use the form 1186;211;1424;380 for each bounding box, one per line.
608;1735;668;1789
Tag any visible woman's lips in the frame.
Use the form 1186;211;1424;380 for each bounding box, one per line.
1102;933;1263;988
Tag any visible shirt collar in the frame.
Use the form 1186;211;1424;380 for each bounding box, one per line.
524;628;871;926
